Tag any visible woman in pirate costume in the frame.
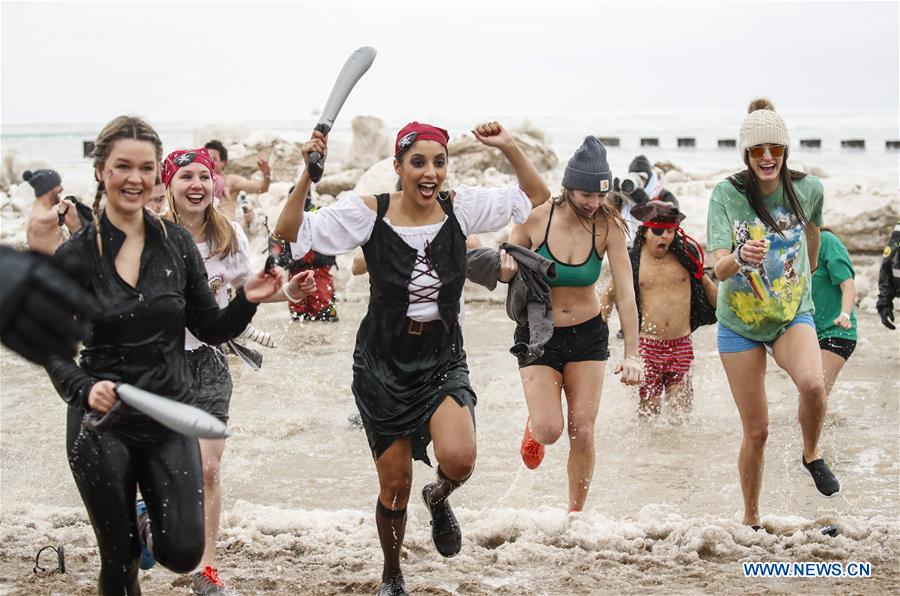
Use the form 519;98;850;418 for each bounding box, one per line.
163;148;316;594
275;121;550;596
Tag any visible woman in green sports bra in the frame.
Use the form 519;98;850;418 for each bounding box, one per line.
506;136;643;512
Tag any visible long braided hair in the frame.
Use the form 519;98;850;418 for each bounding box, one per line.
91;116;165;254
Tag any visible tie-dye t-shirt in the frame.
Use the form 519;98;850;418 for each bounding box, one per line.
706;175;824;342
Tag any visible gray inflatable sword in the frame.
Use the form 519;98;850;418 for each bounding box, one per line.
117;384;229;438
307;46;377;183
84;384;230;439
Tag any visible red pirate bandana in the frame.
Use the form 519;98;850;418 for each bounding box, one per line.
394;122;450;157
162;148;216;187
633;202;706;279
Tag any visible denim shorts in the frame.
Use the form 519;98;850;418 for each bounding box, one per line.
717;313;816;353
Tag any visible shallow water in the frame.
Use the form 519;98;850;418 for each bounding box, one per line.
1;299;898;594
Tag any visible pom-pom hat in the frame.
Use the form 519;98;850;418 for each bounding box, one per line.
739;98;790;157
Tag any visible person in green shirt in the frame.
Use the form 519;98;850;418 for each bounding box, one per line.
812;229;857;396
706;98;840;530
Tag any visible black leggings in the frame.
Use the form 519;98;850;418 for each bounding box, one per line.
66;406;204;595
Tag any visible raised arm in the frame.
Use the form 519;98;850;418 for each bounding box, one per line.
60;197;84;234
274;132;326;242
227;158;271;195
471;122;550;208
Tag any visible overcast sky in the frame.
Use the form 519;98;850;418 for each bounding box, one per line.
2;1;898;126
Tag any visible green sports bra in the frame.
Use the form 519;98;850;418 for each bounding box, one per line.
536;204;603;287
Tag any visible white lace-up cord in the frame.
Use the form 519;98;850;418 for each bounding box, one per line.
240;325;276;348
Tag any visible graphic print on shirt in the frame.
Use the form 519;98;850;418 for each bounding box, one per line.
208;274;224;296
728;207;805;326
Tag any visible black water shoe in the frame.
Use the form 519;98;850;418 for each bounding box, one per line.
801;456;841;498
378;575;409;596
421;483;462;557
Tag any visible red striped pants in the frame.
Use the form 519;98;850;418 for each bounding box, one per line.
638;335;694;400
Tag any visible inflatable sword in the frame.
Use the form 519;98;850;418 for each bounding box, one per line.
84;383;230;439
307;46;377;183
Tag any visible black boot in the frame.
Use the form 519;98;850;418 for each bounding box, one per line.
378;575;408;596
421;483;461;557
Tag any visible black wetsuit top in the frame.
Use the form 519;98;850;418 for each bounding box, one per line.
45;210;257;441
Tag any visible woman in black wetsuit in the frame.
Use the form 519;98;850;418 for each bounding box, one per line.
275;121;550;596
45;115;284;595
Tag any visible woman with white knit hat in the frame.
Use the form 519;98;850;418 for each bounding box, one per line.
706;99;839;530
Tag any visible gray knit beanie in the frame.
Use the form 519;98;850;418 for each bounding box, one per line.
739;98;790;157
23;169;62;198
562;136;611;193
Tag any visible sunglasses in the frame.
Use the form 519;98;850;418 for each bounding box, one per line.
747;144;786;159
650;228;670;236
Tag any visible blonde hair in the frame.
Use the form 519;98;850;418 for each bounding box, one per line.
91;116;166;254
164;188;238;258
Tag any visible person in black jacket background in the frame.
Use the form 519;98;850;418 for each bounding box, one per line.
876;222;900;330
0;246;98;365
627;154;679;207
45;115;285;595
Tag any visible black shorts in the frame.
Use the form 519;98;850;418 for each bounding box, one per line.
819;337;856;361
186;345;233;425
514;313;610;372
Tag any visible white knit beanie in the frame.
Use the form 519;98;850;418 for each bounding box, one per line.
739;98;790;157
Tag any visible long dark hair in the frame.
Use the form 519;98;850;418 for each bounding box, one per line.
729;160;811;237
730;98;812;236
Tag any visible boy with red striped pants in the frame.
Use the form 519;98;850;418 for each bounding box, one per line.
603;201;718;417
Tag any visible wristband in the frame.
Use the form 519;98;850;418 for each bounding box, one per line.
281;283;302;304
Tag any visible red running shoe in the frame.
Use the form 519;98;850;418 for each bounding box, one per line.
191;566;229;595
520;418;545;469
